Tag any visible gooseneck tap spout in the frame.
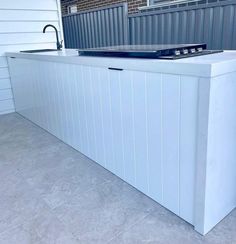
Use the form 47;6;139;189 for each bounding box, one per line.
43;24;62;50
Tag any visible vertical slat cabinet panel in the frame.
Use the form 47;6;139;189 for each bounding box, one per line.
66;64;78;149
11;58;37;122
56;63;68;142
8;58;199;227
74;65;87;154
62;64;75;147
82;66;97;161
26;60;34;122
81;66;91;155
40;61;50;132
51;62;62;140
88;66;99;161
43;61;51;131
179;76;198;224
49;61;57;135
90;67;106;167
162;74;181;215
7;59;16;110
61;63;74;146
146;72;163;203
20;59;29;118
15;59;23;113
76;65;89;156
100;68;114;172
46;61;57;136
132;71;148;193
40;62;48;130
50;62;60;137
31;61;38;122
44;62;52;131
31;60;40;126
8;58;28;116
71;64;82;151
109;69;124;178
34;61;44;129
33;60;41;124
120;71;136;186
48;62;56;133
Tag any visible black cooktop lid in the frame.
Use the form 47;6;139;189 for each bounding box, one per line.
77;44;223;59
78;44;206;52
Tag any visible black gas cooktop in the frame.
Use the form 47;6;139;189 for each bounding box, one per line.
78;44;223;59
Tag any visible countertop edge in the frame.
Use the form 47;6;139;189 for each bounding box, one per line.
5;51;218;78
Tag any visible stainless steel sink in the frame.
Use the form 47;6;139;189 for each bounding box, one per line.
20;49;61;53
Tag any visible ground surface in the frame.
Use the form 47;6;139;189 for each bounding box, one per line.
0;113;235;244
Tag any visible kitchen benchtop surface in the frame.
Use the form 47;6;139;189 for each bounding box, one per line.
6;49;236;78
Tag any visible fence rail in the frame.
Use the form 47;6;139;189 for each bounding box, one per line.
63;0;236;50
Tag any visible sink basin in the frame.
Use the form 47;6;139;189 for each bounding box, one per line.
20;49;61;53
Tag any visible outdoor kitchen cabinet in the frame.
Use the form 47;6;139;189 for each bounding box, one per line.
7;50;236;235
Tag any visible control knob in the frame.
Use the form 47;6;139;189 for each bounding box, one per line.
174;50;181;56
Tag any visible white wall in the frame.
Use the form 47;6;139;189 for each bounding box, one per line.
0;0;63;115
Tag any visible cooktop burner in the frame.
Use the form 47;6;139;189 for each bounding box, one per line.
78;44;223;59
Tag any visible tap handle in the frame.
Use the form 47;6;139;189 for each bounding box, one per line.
57;40;63;50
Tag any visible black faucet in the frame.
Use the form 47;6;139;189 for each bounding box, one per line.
43;24;62;50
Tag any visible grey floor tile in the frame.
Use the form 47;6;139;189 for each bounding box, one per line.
53;178;160;243
0;210;79;244
108;208;203;244
22;208;80;244
26;163;112;209
0;225;40;244
204;209;236;244
0;174;47;234
109;207;236;244
21;147;114;209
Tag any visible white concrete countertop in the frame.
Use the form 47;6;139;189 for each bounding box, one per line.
6;49;236;78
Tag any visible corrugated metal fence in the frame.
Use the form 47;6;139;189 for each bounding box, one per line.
129;0;236;49
63;0;236;50
62;3;128;48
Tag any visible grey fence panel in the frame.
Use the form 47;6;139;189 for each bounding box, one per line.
63;0;236;50
129;0;236;49
62;3;128;48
